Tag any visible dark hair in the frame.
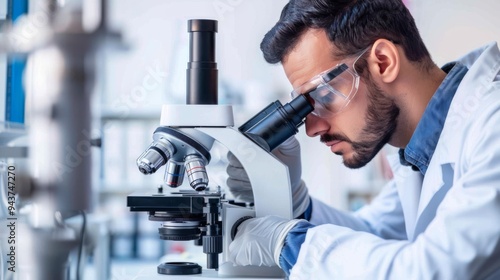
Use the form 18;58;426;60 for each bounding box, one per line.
261;0;433;70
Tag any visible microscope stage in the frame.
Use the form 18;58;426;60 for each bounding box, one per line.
127;190;222;215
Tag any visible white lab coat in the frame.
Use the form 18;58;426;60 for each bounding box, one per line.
291;42;500;280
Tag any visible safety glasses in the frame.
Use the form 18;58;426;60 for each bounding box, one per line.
290;48;369;118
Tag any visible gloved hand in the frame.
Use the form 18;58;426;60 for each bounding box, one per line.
229;216;303;267
226;136;310;218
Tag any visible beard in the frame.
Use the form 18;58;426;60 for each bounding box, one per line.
321;77;400;169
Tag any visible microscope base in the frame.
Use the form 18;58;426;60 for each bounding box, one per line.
158;262;202;275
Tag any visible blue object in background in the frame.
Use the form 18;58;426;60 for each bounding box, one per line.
5;0;28;124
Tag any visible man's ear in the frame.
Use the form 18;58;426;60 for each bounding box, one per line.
367;39;400;84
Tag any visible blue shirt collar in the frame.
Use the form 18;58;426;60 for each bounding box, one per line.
399;62;468;175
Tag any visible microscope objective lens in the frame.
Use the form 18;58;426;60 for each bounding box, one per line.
164;160;186;188
185;154;209;191
136;138;175;175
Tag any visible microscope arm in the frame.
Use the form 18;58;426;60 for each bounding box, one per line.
196;127;293;220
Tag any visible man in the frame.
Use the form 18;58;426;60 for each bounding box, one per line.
227;0;500;279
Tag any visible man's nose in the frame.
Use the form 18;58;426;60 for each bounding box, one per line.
305;114;330;137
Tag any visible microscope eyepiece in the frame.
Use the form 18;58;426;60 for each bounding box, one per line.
239;94;314;152
187;19;218;105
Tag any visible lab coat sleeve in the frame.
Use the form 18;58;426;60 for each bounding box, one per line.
290;108;500;280
309;179;407;240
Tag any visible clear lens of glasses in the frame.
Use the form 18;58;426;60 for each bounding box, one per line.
291;63;360;117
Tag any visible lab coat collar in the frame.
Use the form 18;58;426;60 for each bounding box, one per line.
415;42;500;226
387;42;500;239
400;62;468;175
437;42;500;166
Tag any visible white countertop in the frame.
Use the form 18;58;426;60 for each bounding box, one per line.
87;261;284;280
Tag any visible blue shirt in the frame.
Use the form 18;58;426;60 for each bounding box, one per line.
399;62;468;174
279;62;469;276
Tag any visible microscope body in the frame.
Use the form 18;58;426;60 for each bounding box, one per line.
128;18;312;277
128;104;293;277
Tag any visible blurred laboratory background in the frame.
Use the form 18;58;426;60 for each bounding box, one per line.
1;0;500;278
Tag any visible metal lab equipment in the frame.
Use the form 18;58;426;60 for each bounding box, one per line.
0;1;125;279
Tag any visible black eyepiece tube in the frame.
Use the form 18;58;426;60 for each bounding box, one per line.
239;94;314;152
187;19;218;105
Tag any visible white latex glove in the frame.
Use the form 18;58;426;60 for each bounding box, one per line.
226;136;310;218
229;216;303;267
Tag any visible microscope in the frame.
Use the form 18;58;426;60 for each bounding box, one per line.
127;19;313;277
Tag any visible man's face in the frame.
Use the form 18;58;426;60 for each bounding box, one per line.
283;29;399;168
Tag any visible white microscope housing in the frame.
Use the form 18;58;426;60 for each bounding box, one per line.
128;18;313;277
